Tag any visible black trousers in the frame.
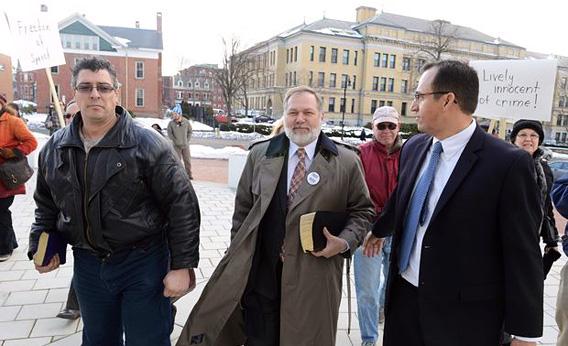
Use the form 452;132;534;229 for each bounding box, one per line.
383;275;425;346
243;292;280;346
0;196;17;255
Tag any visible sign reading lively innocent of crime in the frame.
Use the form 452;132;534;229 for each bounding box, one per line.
3;11;65;72
469;59;557;122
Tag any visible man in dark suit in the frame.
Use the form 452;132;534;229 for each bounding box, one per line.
363;60;543;346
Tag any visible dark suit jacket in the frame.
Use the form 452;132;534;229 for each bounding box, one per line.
373;125;544;345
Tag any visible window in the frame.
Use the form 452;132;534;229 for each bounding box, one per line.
286;49;289;63
309;71;313;86
329;73;337;88
561;77;567;90
417;59;426;71
401;102;407;116
563;133;567;143
294;47;298;62
389;55;396;69
285;73;288;86
351;98;355;113
204;82;209;89
195;81;200;88
176;91;183;99
340;98;346;113
310;46;314;61
402;57;411;71
387;101;393;106
371;100;377;114
372;77;379;91
293;71;296;86
331;48;338;64
51;66;59;74
135;61;144;79
75;41;81;49
343;50;349;65
177;80;183;87
374;53;380;67
319;47;326;62
328;97;335;112
388;78;395;92
352;76;356;90
401;80;408;94
556;132;561;142
318;72;325;87
379;100;385;107
354;51;358;66
188;81;192;88
380;77;387;92
381;54;388;68
341;74;349;89
136;88;144;107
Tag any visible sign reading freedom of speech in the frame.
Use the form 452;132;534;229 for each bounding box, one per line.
469;59;557;122
4;11;65;72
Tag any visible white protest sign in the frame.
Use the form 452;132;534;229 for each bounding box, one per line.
469;59;557;121
4;11;65;72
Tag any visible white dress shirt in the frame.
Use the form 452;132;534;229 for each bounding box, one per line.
401;120;476;286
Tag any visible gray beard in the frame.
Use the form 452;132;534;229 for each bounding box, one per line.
284;125;321;147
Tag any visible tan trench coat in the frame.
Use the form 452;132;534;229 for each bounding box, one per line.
177;133;374;346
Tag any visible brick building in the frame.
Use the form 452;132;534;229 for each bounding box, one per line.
35;12;164;117
166;64;226;110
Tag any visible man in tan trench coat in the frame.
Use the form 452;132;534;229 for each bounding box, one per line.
177;86;374;346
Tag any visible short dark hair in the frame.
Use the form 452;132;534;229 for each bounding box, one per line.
423;60;479;115
71;56;118;89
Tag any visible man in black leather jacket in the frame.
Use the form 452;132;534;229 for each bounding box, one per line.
29;57;200;346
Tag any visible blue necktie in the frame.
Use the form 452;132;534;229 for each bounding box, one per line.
398;141;443;273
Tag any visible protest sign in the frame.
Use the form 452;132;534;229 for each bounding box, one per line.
470;59;557;121
4;10;65;72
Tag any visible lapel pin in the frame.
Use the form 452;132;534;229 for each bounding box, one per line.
307;172;320;186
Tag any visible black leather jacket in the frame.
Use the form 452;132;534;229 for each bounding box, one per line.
29;107;200;269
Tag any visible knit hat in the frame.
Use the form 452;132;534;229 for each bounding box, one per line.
372;106;399;125
510;119;544;146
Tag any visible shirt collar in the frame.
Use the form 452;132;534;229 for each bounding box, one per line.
433;119;476;159
289;136;318;161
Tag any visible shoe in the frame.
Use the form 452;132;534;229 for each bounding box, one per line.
362;342;376;346
0;251;13;262
57;308;81;320
379;308;385;324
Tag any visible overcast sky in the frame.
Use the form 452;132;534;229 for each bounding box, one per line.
1;0;565;76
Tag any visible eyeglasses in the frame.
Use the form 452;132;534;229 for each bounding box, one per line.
75;83;116;94
376;123;397;131
413;91;451;102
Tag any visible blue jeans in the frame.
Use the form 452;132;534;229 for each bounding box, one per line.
354;236;392;343
73;242;172;346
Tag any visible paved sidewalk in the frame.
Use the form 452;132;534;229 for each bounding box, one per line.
0;173;565;345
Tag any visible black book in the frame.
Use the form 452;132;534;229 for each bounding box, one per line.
33;231;67;267
299;211;348;252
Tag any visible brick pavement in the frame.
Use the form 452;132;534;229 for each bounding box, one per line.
0;170;566;345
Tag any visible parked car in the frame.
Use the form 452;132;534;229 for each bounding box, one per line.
254;115;274;123
548;159;568;181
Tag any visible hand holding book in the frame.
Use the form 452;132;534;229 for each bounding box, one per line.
311;228;349;258
35;253;61;273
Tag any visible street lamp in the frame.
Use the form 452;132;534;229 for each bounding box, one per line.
341;76;351;140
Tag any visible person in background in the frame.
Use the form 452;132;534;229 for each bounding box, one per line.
0;94;38;262
354;106;401;346
551;175;568;346
167;105;193;179
56;99;83;320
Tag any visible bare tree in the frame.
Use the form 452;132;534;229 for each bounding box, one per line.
418;19;459;61
213;38;258;121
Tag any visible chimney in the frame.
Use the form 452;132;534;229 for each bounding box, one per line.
156;12;162;33
40;4;48;12
135;21;140;29
356;6;377;23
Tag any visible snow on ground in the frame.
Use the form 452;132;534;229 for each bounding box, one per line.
134;117;214;131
